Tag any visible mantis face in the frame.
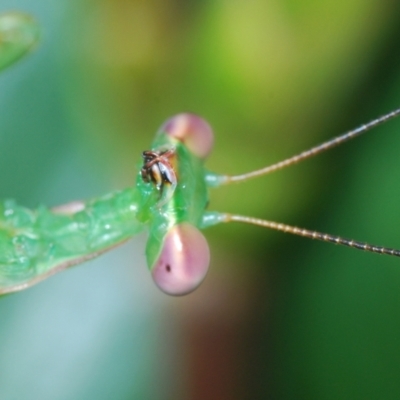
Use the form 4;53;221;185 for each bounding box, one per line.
139;114;214;295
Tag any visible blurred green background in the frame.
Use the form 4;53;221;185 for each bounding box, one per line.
2;0;400;399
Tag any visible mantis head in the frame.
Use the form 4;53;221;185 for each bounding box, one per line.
139;113;214;295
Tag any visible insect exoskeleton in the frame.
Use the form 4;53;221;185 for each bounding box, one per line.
151;223;210;296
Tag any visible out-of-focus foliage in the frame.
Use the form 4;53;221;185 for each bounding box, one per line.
2;0;400;399
0;12;39;72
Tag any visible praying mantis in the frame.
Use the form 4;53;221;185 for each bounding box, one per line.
1;11;400;297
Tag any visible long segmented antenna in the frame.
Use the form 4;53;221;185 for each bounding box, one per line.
220;107;400;184
223;214;400;257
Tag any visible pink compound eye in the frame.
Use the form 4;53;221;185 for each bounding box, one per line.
151;223;210;296
160;113;214;159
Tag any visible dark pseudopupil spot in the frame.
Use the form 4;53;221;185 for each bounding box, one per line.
166;264;171;272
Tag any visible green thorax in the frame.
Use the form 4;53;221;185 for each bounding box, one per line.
0;188;143;293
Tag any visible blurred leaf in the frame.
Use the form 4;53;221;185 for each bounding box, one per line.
0;12;39;72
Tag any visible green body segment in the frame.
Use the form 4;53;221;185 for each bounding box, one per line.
136;132;210;269
0;12;40;72
0;128;211;294
0;188;143;294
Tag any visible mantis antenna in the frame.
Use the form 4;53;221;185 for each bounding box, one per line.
218;107;400;183
221;215;400;257
203;107;400;258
